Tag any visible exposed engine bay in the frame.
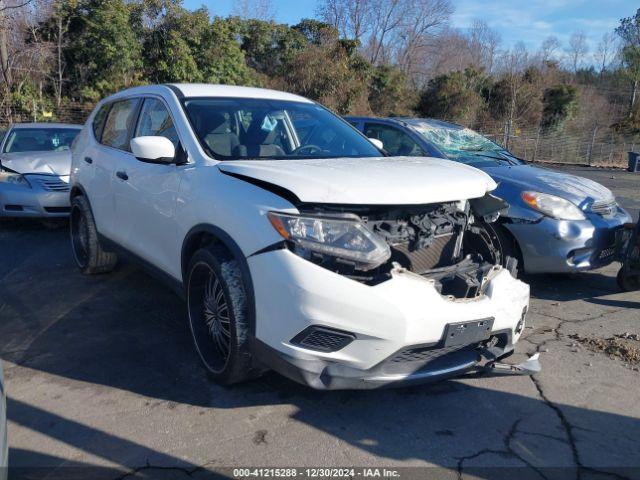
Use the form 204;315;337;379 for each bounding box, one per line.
294;194;510;298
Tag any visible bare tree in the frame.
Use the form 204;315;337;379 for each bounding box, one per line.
393;0;453;80
497;42;540;145
566;31;588;72
468;19;501;73
365;0;405;64
539;35;560;63
317;0;373;41
416;27;473;79
232;0;276;21
593;32;617;75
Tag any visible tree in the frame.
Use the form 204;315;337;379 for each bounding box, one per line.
283;21;372;113
593;32;617;75
232;0;276;21
566;31;588;72
368;64;414;115
416;68;487;125
616;8;640;116
539;36;560;63
393;0;453;82
468;20;501;74
64;0;142;101
133;2;205;83
317;0;372;42
365;0;405;64
239;19;306;78
492;43;542;144
292;18;339;46
197;16;258;85
541;83;578;131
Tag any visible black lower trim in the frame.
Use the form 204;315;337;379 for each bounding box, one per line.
98;234;185;298
251;337;514;391
44;206;71;213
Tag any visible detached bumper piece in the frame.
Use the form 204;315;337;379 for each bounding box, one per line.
481;353;541;376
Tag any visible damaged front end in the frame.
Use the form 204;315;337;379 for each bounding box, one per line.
279;193;512;300
258;194;535;389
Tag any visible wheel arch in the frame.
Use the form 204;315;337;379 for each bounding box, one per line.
70;183;88;200
181;224;257;336
497;220;525;272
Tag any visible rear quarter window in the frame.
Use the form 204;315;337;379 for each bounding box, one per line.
92;104;110;141
101;99;141;151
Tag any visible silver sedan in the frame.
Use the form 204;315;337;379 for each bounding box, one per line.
0;123;81;218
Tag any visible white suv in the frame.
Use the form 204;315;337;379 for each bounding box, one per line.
70;84;531;389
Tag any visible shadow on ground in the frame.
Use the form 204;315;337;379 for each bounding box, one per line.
2;219;639;479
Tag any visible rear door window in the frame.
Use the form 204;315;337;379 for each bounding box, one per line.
101;98;141;151
364;123;425;156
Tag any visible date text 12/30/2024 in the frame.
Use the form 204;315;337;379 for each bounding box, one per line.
233;468;401;478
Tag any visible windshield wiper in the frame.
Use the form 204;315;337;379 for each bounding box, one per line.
460;149;519;166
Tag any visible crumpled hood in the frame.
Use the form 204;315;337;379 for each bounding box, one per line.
0;151;71;176
485;164;615;207
218;156;497;205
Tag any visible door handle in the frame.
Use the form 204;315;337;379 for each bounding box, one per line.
116;171;128;181
83;156;93;164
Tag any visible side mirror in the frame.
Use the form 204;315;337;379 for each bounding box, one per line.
369;138;384;150
130;136;176;164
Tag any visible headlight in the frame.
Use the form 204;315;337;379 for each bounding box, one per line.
267;211;391;270
521;191;585;220
0;171;30;188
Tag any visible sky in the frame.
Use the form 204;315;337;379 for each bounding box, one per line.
182;0;636;54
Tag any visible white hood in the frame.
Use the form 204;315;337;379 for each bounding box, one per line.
218;156;496;205
0;151;71;176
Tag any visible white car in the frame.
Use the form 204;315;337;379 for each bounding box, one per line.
69;84;531;389
0;123;81;217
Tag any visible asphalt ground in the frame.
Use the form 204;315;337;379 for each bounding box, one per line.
0;165;639;480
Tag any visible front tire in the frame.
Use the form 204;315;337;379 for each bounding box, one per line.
70;195;117;274
186;246;254;385
617;268;640;292
465;221;522;276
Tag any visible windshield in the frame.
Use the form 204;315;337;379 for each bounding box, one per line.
3;127;81;153
409;121;522;166
184;98;381;160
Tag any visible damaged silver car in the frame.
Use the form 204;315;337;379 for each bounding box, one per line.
0;123;81;218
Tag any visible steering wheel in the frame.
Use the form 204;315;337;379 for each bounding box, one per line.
292;144;323;155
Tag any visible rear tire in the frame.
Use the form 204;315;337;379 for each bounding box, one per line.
70;195;117;274
186;245;254;385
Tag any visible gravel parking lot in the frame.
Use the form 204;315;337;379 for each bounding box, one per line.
1;166;639;480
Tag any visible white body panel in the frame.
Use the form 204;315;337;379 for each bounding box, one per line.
249;250;529;370
70;83;531;389
217;156;496;204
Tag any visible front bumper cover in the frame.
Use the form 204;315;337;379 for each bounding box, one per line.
505;208;632;274
0;176;70;217
248;249;530;389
